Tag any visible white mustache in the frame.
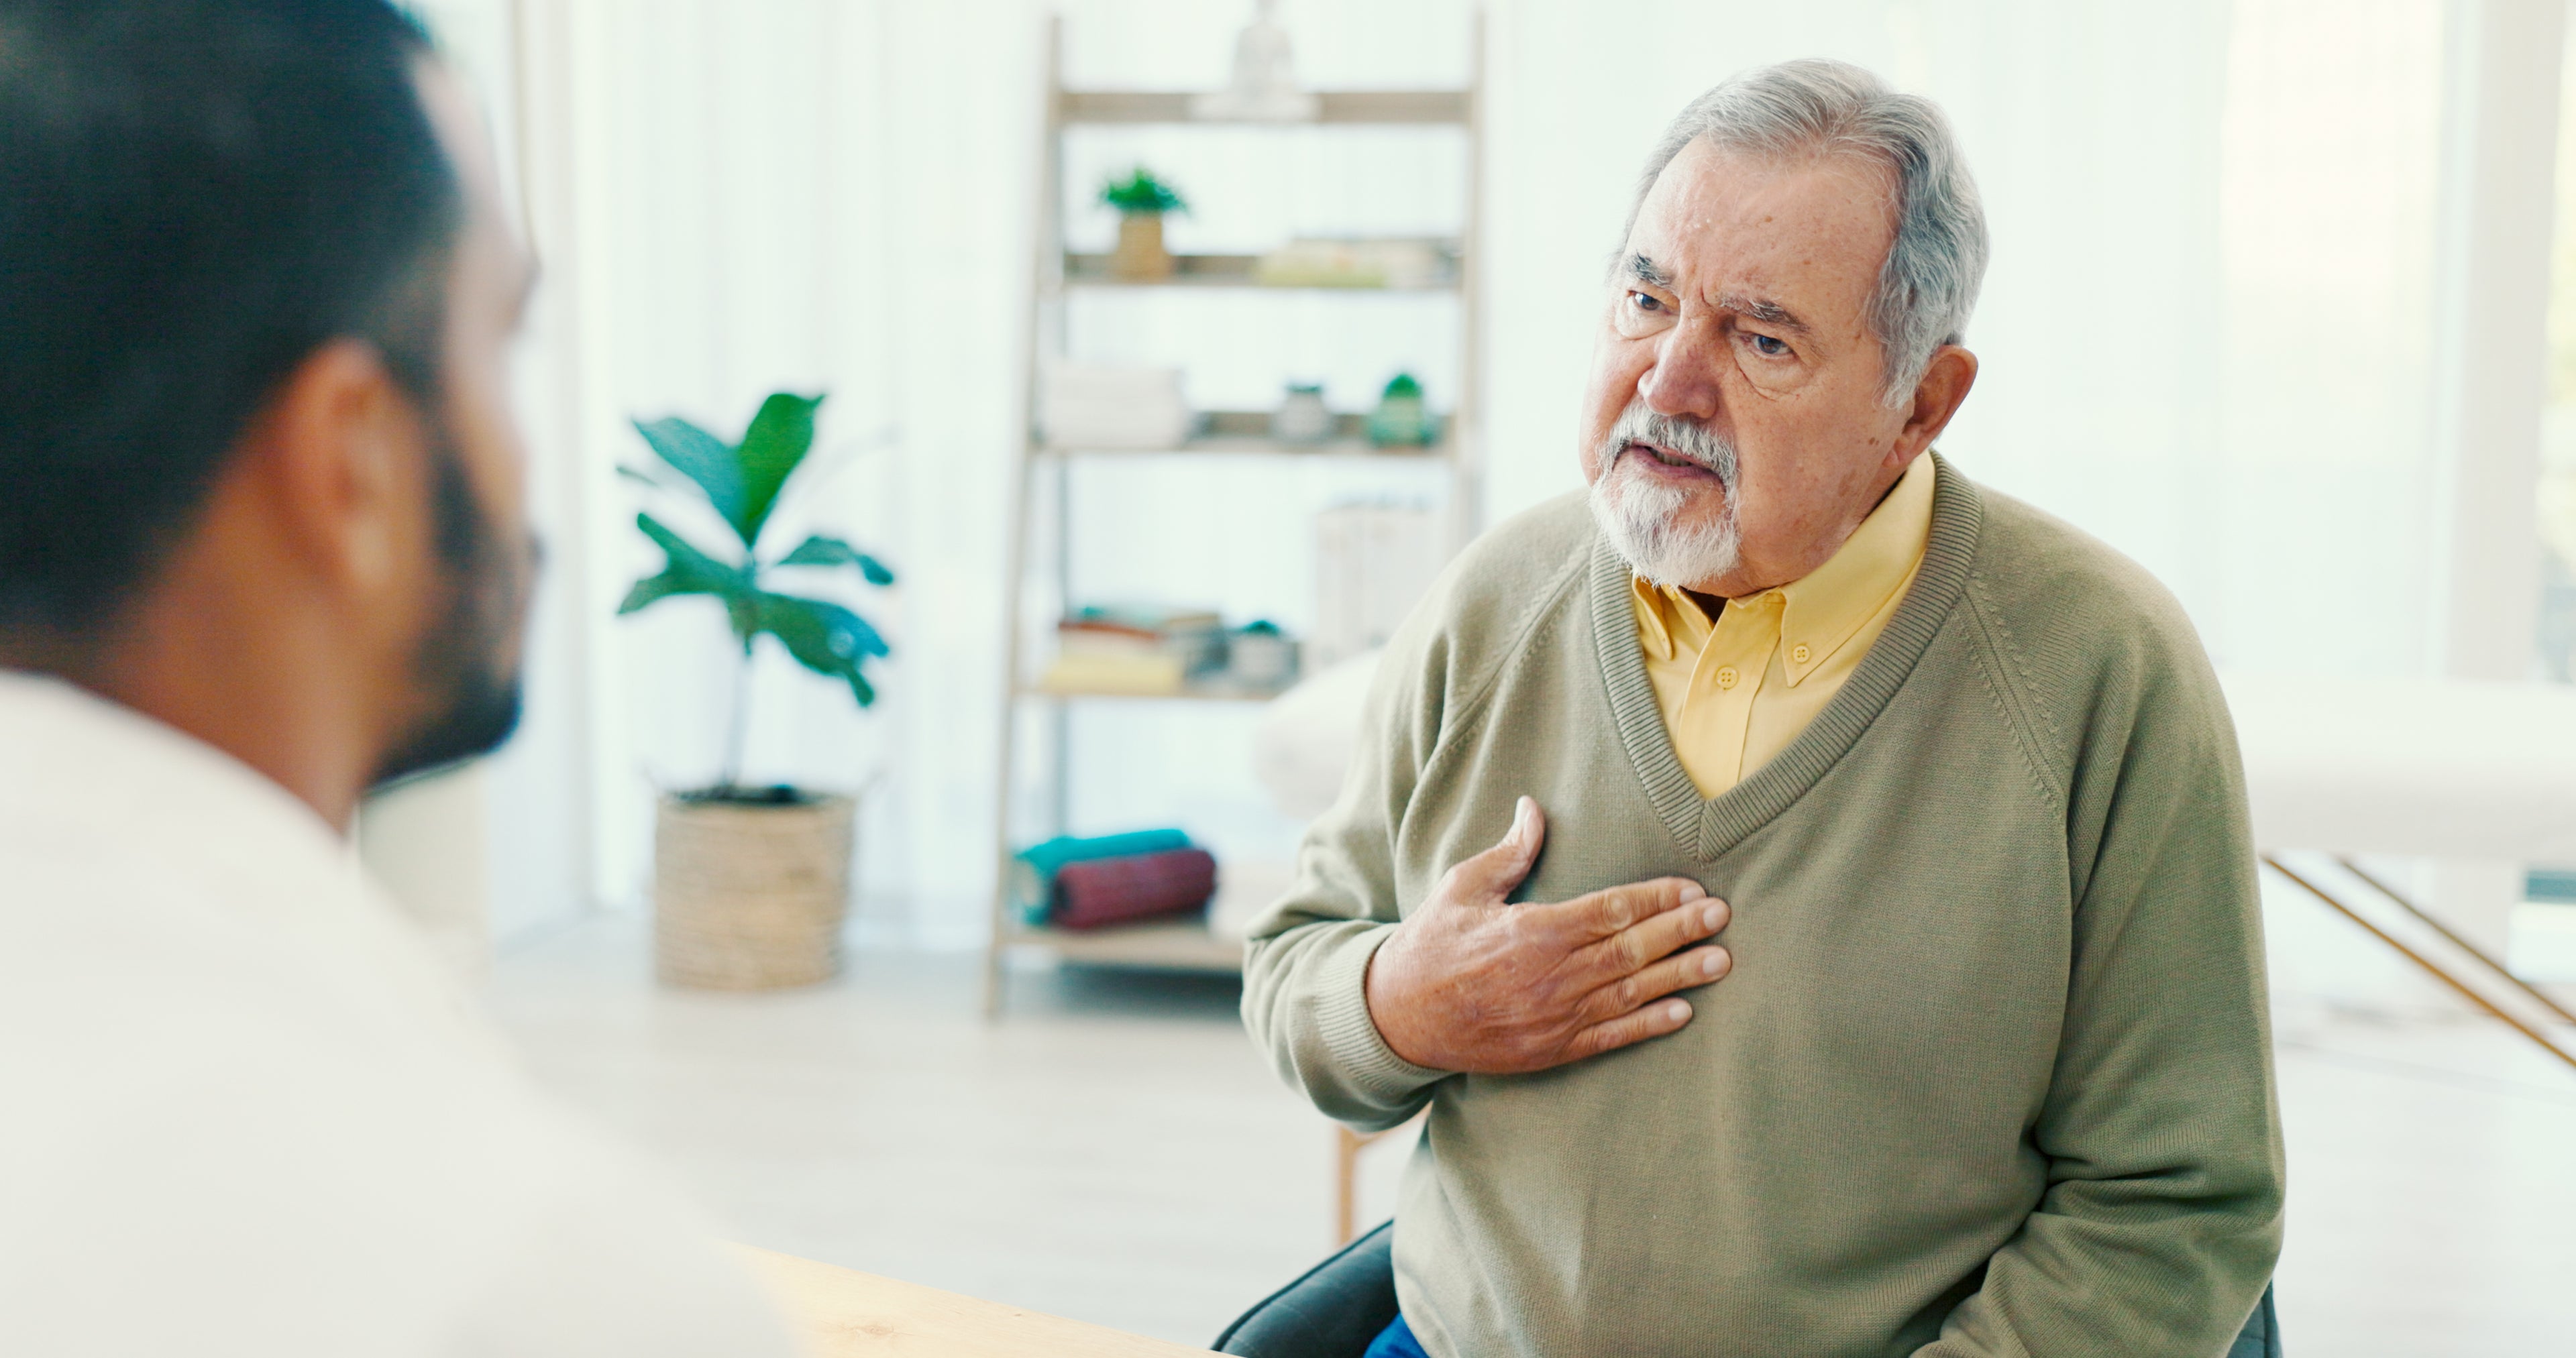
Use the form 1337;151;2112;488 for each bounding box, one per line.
1606;404;1737;484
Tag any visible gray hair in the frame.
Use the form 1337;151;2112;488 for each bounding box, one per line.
1622;58;1988;406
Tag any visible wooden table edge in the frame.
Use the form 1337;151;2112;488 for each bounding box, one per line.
731;1243;1220;1357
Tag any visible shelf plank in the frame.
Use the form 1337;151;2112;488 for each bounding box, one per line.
1061;253;1457;292
1037;409;1449;460
1006;917;1246;973
1039;437;1448;460
1059;89;1470;125
1020;681;1287;704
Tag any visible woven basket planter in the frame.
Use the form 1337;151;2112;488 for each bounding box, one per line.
653;791;855;991
1112;212;1174;280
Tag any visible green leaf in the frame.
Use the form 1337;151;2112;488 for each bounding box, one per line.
614;463;664;487
749;591;889;707
777;534;896;585
732;392;824;548
632;416;745;536
617;513;751;618
1101;166;1186;215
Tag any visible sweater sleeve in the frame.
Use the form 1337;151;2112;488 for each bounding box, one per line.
1238;604;1456;1131
1921;617;2286;1357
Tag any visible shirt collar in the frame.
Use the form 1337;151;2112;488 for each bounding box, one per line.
1625;451;1936;681
1631;573;1712;663
1771;451;1935;682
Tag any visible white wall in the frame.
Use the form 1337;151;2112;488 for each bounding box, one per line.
400;0;2548;957
1480;0;2479;681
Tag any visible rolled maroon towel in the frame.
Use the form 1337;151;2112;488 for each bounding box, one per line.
1052;848;1218;930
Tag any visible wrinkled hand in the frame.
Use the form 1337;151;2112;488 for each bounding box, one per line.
1364;796;1731;1074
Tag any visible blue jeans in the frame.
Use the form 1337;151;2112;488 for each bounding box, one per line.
1364;1298;2277;1358
1362;1314;1430;1358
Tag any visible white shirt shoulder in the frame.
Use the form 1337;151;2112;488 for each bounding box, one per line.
0;675;793;1357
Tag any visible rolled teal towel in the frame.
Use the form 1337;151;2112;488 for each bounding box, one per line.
1014;828;1191;924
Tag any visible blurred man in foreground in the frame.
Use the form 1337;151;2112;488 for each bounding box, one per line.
0;2;791;1351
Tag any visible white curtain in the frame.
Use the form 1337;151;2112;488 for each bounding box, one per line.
422;0;2486;947
415;0;1036;944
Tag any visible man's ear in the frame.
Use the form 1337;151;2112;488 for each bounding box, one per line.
237;339;425;596
1895;344;1978;464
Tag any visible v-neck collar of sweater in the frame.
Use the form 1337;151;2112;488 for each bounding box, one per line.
1590;452;1986;862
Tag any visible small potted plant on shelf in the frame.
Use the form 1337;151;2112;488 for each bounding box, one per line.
1103;166;1187;281
618;391;896;991
1367;372;1435;448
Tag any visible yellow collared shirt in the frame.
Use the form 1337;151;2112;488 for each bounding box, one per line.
1631;452;1936;799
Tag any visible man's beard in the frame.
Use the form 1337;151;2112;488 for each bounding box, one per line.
370;418;535;791
1587;399;1743;587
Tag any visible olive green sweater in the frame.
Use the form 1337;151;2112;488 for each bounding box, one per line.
1242;458;2284;1358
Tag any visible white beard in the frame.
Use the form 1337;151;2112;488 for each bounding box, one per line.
1587;403;1741;587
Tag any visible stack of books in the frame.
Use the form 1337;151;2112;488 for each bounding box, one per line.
1251;237;1460;290
1014;829;1218;932
1040;605;1224;695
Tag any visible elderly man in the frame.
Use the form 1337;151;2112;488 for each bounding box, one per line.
1243;60;2284;1358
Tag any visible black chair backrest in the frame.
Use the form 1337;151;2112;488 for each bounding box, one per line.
1215;1222;1397;1357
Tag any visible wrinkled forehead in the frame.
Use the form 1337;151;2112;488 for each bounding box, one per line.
1626;137;1896;315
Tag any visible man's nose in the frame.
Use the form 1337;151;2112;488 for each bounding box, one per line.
1635;326;1725;422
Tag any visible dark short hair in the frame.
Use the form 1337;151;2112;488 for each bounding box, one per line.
0;0;460;632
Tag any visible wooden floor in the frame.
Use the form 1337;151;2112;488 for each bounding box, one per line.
487;915;2576;1353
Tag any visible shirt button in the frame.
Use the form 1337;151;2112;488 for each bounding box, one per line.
1715;666;1740;689
1790;642;1812;665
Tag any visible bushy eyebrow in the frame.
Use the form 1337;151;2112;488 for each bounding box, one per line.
1716;290;1811;335
1622;256;1812;337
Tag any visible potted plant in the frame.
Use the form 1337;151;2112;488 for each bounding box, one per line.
1366;372;1434;447
1102;166;1187;281
618;391;896;991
